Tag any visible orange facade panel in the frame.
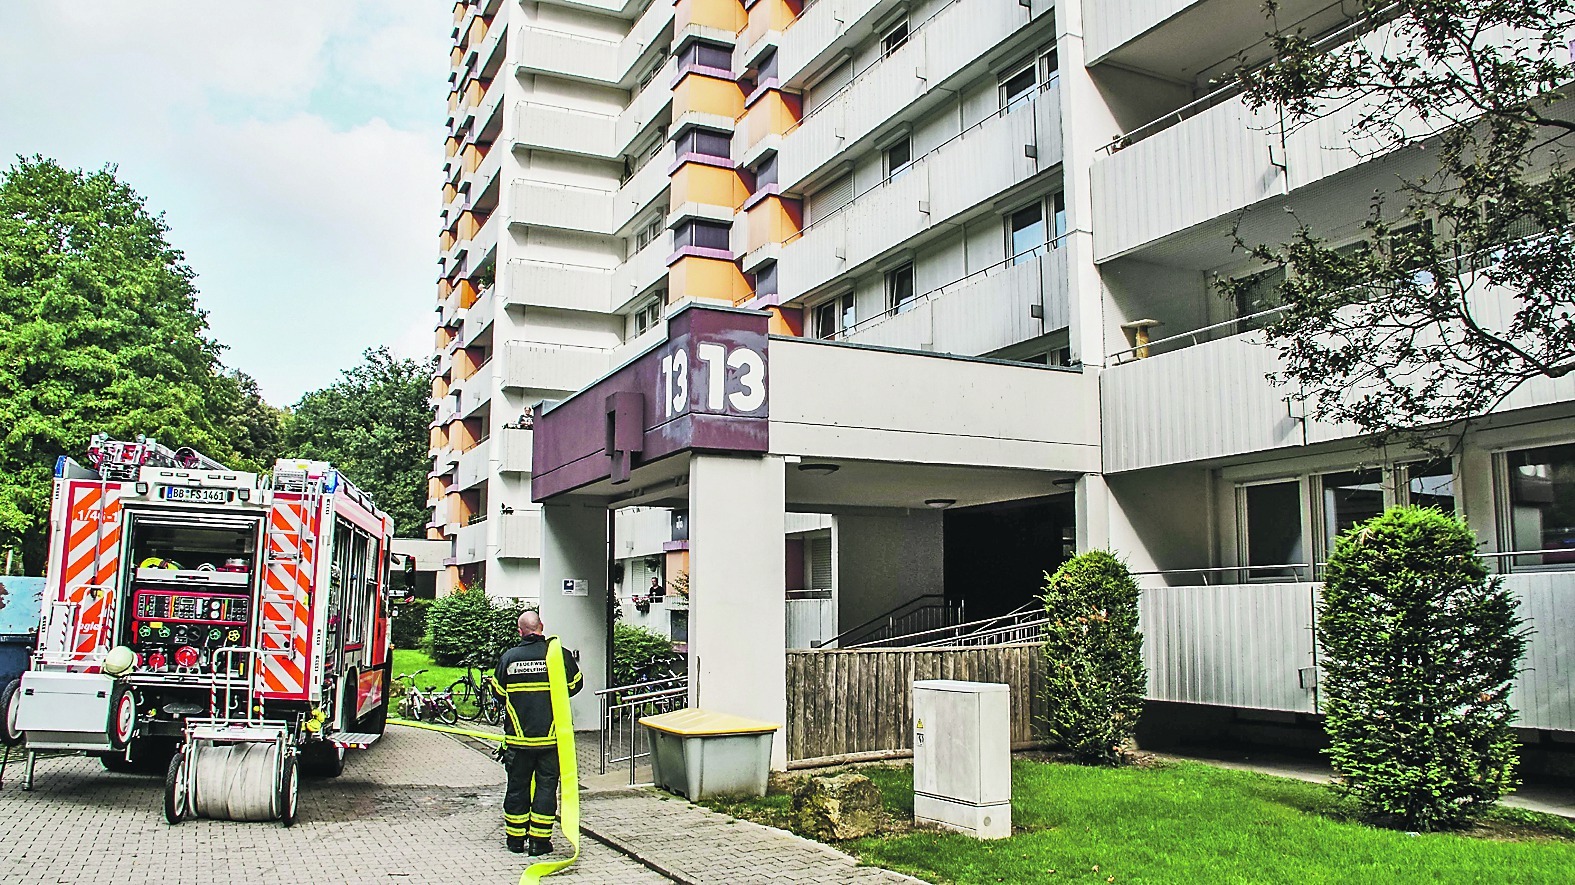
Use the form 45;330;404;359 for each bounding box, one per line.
451;46;464;66
738;90;801;154
669;254;750;305
453;2;467;24
741;0;801;50
677;0;746;35
744;195;802;251
670;163;749;212
445;135;459;156
463;142;487;173
765;305;804;337
468;15;490;49
464;77;487;108
458;279;479;308
440;230;456;251
673;74;745;121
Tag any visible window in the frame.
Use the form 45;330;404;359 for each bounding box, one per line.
1047;346;1074;366
676;127;731;160
886;263;916;313
757;49;779;82
673;219;731;251
1000;62;1037;113
1039;46;1060;87
636;51;669;90
634;216;664;251
812;293;855;339
807;174;853;224
881;20;909;56
1506;443;1575;567
1319;469;1385;549
1238;480;1307;580
1051;191;1067;243
1231;265;1286;327
754;154;779;189
754;261;778;298
884;137;911;181
1008;203;1045;265
678;40;732;71
1402;459;1455;511
634;298;664;334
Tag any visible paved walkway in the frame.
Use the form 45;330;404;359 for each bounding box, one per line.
581;788;928;885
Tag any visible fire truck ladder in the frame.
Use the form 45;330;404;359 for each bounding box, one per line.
253;472;323;712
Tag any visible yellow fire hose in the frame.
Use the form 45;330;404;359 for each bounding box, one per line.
387;638;579;885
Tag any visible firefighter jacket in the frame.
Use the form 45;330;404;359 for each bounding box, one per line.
493;634;583;748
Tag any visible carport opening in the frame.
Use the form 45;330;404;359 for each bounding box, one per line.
944;495;1075;620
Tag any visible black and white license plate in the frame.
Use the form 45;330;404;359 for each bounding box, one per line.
162;486;230;504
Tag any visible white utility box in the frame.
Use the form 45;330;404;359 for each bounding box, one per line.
913;679;1010;839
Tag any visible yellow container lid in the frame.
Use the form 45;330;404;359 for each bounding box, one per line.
640;708;780;736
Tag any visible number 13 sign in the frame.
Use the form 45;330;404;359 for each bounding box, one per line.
657;340;767;419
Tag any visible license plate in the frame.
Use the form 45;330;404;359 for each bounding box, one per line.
162;486;230;504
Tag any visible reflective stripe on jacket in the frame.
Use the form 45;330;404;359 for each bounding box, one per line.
494;634;583;747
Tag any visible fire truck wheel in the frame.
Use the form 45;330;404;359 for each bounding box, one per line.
278;755;299;827
300;740;344;778
101;751;138;773
163;751;188;824
0;679;21;746
107;683;137;750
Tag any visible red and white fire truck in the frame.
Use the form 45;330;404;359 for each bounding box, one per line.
0;434;402;824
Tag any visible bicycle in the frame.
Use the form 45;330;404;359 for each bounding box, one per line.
395;669;459;725
447;658;505;725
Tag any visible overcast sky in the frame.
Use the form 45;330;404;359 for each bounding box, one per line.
0;2;450;406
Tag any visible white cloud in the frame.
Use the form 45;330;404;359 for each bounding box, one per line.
0;1;450;404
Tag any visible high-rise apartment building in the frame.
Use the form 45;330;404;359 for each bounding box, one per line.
434;0;1575;744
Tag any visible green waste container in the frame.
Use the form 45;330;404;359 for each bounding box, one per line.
640;708;779;799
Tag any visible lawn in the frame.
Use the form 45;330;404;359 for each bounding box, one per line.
707;759;1575;884
390;648;483;715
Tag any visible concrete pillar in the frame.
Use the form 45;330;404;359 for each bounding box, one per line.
1076;472;1112;553
687;453;788;769
537;499;610;728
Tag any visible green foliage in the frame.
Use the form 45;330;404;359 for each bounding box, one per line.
281;346;433;537
0;156;253;571
1318;506;1528;831
1040;550;1146;765
611;621;680;687
391;599;429;650
424;584;522;666
1227;1;1575;443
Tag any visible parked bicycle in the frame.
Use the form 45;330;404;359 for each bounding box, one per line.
447;657;504;725
395;669;459;725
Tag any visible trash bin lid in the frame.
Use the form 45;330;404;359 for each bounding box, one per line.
640;708;780;736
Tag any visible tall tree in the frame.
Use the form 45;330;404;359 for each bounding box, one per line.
1226;0;1575;443
0;156;243;573
282;347;433;537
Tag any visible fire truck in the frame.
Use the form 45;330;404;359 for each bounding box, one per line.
0;434;402;824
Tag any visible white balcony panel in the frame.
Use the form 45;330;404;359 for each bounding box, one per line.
505;259;615;314
514;102;618;159
612;321;667;364
1140;582;1317;713
454;520;489;564
511;179;614;235
781;96;1048;300
618;2;675;82
516;27;619;83
615;59;677;154
786;598;836;649
1101;333;1357;473
1084;0;1193;62
781;0;1034;190
1505;572;1575;732
503;341;614;393
847;248;1070;355
538;0;644;19
613;507;674;557
462;286;497;347
456;439;492;490
777;0;883;86
457;360;495;417
469;212;501;267
614;144;675;233
500;510;543;560
500;428;534;474
610;233;671;311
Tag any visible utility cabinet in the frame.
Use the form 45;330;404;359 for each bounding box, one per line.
913;679;1010;839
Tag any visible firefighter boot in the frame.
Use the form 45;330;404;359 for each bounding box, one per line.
507;837;526;854
528;837;553;856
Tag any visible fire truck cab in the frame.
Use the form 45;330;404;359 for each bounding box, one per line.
0;435;398;823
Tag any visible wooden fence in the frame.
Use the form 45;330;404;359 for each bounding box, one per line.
785;643;1047;763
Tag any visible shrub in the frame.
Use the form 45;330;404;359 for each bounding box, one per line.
611;621;681;687
426;584;518;666
1040;550;1146;765
1318;506;1528;831
391;599;428;650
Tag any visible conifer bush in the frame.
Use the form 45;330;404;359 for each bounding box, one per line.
1318;506;1528;831
1040;550;1146;765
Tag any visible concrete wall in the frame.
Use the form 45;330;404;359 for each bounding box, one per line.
834;510;945;634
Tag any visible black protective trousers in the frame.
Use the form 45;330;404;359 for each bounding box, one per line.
503;746;560;841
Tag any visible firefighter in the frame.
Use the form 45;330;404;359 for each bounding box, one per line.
494;609;583;855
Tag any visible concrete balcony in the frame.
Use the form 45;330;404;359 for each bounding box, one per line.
499;510;543;560
841;246;1070;355
457;359;494;418
516;26;620;84
514;101;618;159
778;0;888;87
615;58;677;155
537;0;645;23
454;520;489;564
613;143;674;234
469;212;501;270
1086;0;1343;80
610;232;670;312
500;428;534;474
616;1;674;85
781;0;1035;190
780;91;1055;301
502;341;614;394
456;438;492;490
505;258;615;313
432;445;462;474
461;285;497;348
432;393;459;428
510;179;614;235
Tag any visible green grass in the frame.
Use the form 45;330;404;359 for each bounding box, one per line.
713;759;1575;885
390;648;481;714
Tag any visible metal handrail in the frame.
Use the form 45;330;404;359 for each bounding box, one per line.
849;600;1041;649
518;24;619;46
912;617;1048;648
1107;304;1290;364
813;593;950;648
